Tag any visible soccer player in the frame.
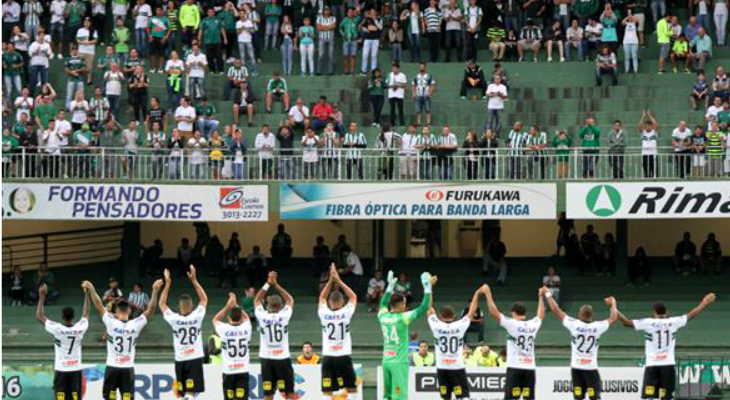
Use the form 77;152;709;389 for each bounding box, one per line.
544;287;618;400
318;264;359;400
83;279;163;400
617;293;716;400
212;292;252;400
484;284;545;400
37;284;90;400
254;271;296;400
427;284;486;400
379;270;436;400
159;266;209;400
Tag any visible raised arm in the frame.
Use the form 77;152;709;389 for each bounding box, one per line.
82;281;106;318
411;273;436;320
465;285;484;321
604;296;618;325
271;272;294;308
36;284;48;325
214;293;238;324
143;279;163;320
687;293;716;321
158;269;172;314
187;265;208;308
379;270;397;312
542;286;566;320
333;266;358;307
537;287;546;320
82;287;90;320
616;310;635;328
319;263;337;306
483;285;502;322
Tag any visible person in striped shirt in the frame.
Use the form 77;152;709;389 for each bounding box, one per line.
321;122;341;179
525;125;548;180
316;7;337;75
435;124;458;180
128;282;150;318
422;0;442;62
22;0;43;41
507;122;527;180
415;125;435;179
343;122;367;179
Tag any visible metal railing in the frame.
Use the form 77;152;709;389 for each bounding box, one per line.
1;226;125;272
677;357;729;399
2;146;729;181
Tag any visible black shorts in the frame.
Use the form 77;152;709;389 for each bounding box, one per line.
260;358;295;396
321;356;357;392
437;368;470;399
150;37;166;56
175;358;205;394
642;365;676;400
572;368;601;400
54;370;83;400
103;367;134;400
504;368;536;400
223;373;250;400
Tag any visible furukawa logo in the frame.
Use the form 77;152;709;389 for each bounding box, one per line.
425;189;522;202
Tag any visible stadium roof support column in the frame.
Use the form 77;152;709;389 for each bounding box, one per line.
616;220;628;282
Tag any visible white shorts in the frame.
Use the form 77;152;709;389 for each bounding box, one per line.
693;154;706;167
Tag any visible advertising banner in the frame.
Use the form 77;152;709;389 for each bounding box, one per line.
2;183;268;221
377;367;643;400
2;363;362;400
280;183;557;220
677;359;730;398
566;182;730;219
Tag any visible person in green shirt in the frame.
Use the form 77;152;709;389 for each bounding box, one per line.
180;0;202;48
670;34;690;73
166;0;180;56
218;1;238;61
97;45;121;78
73;123;95;178
112;17;131;64
2;128;19;177
264;0;282;49
34;96;59;130
579;118;601;178
656;14;672;74
66;0;86;47
340;8;361;75
148;7;170;73
552;130;573;179
64;46;87;109
195;96;219;138
198;8;226;74
379;271;434;400
705;122;725;177
2;43;23;99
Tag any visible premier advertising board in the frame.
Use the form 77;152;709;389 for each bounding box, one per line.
280;183;557;220
566;182;730;219
2;183;268;221
1;364;362;400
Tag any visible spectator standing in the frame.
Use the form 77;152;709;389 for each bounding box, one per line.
76;18;97;85
623;14;640;73
167;129;185;180
399;3;423;63
7;266;24;306
185;44;208;100
199;9;226;75
297;17;316;76
129;66;149;122
525;125;548;180
280;15;295;75
320;123;340;179
399;124;418;179
340;8;360;74
361;9;383;75
112;17;131;64
388;20;404;63
174;96;196;140
412;62;436;127
422;0;442;62
343;122;367;179
579;118;601;178
2;43;23;100
164;51;185;110
600;233;617;276
28;31;53;94
179;0;201;48
64;47;87;110
507;122;527;179
485;74;508;135
368;68;386;127
246;245;267;287
464;0;483;61
255;125;276;179
237;12;259;76
638;110;660;178
228;129;248;179
706;121;725;177
629;247;651;286
316;7;337;75
715;0;729;45
484;231;508;286
580;225;601;273
312;236;330;277
700;233;722;275
301;127;321;179
386;62;408;127
187;130;207;179
443;0;463;62
435;124;457;180
600;4;619;51
656;15;672;74
608;120;626;179
271;224;293;270
264;0;282;49
133;0;153;57
463;130;480;179
672;120;693;178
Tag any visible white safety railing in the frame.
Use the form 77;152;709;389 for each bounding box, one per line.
2;147;729;181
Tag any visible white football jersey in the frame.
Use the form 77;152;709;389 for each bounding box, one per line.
499;315;542;370
562;317;610;370
427;315;471;370
214;320;253;375
163;306;206;362
318;303;356;357
633;316;687;367
45;318;89;372
255;305;293;360
103;313;148;368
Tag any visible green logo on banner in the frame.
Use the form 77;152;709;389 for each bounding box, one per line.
586;185;622;217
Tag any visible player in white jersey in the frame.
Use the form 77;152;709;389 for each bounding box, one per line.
544;288;618;400
83;279;163;400
37;284;90;400
484;285;545;400
427;284;485;400
618;293;716;400
213;292;253;400
254;271;296;400
318;264;358;400
159;266;209;399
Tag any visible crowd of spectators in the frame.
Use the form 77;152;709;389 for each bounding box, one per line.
2;0;730;182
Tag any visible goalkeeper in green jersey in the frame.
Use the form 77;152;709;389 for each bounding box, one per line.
379;270;436;400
